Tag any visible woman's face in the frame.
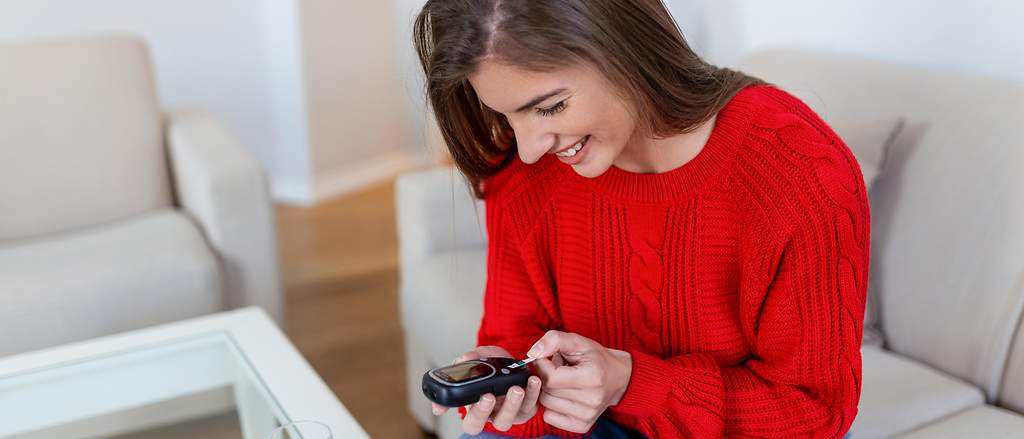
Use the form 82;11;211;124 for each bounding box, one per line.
468;60;639;178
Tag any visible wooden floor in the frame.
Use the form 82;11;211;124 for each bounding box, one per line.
276;181;433;439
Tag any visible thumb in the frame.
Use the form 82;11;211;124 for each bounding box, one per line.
527;330;591;358
454;350;482;364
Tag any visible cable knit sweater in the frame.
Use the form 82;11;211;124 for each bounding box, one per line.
467;85;869;438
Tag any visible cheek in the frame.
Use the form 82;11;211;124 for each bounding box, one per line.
562;112;597;137
591;116;632;156
590;102;633;144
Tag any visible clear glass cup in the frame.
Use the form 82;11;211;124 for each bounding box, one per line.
266;420;334;439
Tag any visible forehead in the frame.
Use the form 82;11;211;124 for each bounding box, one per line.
468;60;589;113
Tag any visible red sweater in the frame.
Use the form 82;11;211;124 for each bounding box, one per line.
469;85;869;438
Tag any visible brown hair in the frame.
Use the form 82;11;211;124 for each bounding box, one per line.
414;0;766;198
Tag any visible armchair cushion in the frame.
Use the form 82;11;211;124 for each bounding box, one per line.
0;209;223;356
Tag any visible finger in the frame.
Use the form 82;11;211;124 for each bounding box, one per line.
538;390;598;423
542;406;593;434
552;352;567;367
431;402;450;416
533;357;556;382
490;386;525;431
528;330;594;359
520;376;542;416
462;393;496;435
542;387;603;409
533;357;585;390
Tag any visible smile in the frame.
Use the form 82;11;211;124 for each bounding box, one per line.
555;135;590;158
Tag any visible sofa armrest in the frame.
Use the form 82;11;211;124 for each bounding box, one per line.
395;166;486;276
165;108;284;324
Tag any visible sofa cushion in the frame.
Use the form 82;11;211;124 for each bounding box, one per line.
831;116;904;348
0;209;223;356
850;346;985;439
828;116;903;191
400;249;487;368
738;54;905;350
738;48;1024;401
0;34;171;242
893;406;1024;438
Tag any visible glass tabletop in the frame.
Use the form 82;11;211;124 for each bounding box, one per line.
0;332;292;439
0;309;363;439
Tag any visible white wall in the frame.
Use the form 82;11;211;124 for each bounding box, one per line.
295;0;426;204
667;0;1024;82
394;0;449;164
0;0;315;201
17;1;1009;206
0;0;431;206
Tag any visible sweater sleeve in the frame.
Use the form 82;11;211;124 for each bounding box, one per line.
457;185;587;438
608;125;870;438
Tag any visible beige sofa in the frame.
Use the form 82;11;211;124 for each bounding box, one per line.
397;49;1024;438
0;34;283;357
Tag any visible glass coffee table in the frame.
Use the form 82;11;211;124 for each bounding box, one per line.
0;307;368;439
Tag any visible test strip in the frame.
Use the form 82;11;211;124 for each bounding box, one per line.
507;357;537;369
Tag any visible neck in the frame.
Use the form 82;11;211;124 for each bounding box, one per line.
613;113;718;174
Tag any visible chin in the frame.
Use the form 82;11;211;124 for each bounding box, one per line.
570;161;612;178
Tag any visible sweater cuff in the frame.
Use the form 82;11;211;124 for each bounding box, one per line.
609;350;673;419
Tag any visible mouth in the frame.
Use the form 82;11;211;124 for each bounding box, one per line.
554;135;590;158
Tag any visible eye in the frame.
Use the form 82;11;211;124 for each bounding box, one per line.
536;100;567;117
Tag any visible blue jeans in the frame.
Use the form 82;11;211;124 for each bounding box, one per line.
458;416;645;438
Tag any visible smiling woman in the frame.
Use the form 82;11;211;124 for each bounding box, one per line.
413;0;764;197
412;1;867;439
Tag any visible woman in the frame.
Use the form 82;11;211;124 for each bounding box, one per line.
414;1;867;438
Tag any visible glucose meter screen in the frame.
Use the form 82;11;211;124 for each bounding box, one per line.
437;361;492;383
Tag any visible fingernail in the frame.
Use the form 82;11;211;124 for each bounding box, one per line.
432;407;441;415
529;376;540;386
481;395;494;408
527;343;543;358
510;388;523;397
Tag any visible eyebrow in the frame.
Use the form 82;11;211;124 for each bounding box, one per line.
514;88;567;113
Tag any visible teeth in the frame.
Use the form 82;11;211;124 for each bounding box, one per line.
556;138;586;158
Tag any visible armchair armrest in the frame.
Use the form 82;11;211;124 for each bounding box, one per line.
165;108;284;324
395;166;486;277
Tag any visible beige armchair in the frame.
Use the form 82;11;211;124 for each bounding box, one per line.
0;33;283;356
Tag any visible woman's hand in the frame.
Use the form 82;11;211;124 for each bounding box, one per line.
528;331;633;434
430;345;544;435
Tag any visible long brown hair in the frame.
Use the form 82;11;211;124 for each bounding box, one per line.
414;0;765;198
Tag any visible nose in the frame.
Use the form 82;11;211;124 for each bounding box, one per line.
509;119;555;164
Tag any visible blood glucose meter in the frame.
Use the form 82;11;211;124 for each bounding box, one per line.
421;356;533;407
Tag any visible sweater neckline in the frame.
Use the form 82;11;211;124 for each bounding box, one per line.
566;84;764;205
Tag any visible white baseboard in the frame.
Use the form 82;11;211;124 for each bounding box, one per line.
272;149;428;206
313;148;423;203
271;175;315;206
